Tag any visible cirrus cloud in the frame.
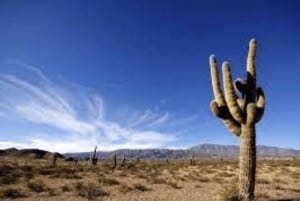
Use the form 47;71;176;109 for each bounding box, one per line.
0;62;176;153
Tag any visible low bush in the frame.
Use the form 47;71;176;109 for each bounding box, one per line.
74;182;109;200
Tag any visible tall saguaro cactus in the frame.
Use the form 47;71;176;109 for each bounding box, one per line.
209;39;265;201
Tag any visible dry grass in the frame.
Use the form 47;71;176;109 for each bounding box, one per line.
0;157;300;201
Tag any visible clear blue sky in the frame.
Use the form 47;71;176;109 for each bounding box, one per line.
0;1;299;152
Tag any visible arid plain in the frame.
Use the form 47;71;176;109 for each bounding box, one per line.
1;155;300;201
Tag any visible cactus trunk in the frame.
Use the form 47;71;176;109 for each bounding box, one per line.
239;124;256;201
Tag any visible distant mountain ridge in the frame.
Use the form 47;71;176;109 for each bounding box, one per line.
1;144;299;159
64;144;300;159
0;148;63;159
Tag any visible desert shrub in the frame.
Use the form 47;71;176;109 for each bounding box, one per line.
1;188;27;198
0;164;17;175
197;176;210;183
27;180;48;192
202;167;217;174
75;165;84;172
216;183;239;201
21;165;35;180
256;178;271;184
65;157;76;162
99;177;120;186
255;192;270;200
133;183;151;191
117;171;128;177
62;184;72;192
274;185;287;191
50;166;82;179
38;166;55;175
289;188;300;193
214;177;226;184
47;188;58;196
186;173;199;181
74;182;108;200
217;171;236;178
118;184;133;193
20;164;34;172
0;173;20;184
135;172;148;179
0;164;22;184
126;162;136;169
165;181;182;189
272;178;289;185
150;177;167;184
24;171;35;180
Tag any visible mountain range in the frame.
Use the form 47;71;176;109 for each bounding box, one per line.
64;144;300;159
0;148;64;159
1;144;300;160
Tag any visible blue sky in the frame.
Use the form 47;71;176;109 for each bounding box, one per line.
0;1;299;152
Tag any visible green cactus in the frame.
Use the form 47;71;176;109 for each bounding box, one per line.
209;39;265;201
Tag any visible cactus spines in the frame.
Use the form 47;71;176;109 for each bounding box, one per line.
90;146;98;165
209;39;265;201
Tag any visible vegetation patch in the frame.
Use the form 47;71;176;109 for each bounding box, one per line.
0;188;27;199
74;182;109;200
27;180;48;192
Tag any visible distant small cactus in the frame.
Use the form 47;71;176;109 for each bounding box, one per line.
90;146;98;165
112;153;117;169
121;154;126;166
52;153;57;166
190;155;195;166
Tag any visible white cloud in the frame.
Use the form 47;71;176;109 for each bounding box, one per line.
129;109;170;128
0;62;176;152
0;141;31;150
148;112;169;127
15;103;97;134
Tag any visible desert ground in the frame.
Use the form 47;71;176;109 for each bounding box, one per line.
0;156;300;201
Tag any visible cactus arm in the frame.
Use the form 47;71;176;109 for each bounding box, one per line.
210;100;241;136
255;87;265;122
247;39;257;83
246;39;257;103
224;119;241;136
222;62;244;123
210;100;229;119
209;55;226;106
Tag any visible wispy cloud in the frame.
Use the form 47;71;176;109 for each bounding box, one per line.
129;109;170;129
148;112;170;127
0;62;176;152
